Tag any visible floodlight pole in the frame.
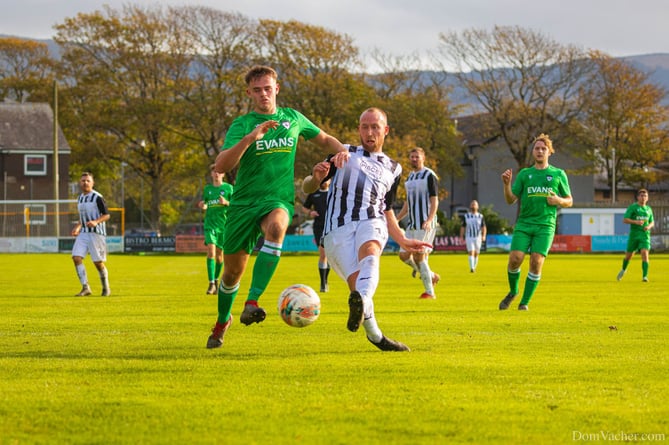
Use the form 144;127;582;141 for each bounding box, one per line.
612;148;616;204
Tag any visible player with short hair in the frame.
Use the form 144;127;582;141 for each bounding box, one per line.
460;200;486;273
71;172;111;297
198;164;233;294
206;65;348;349
617;188;654;282
303;108;432;351
395;147;440;299
499;134;572;311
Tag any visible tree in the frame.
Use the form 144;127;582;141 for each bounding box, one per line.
576;52;669;196
54;4;203;230
172;6;258;172
436;26;595;169
252;19;373;178
0;37;54;103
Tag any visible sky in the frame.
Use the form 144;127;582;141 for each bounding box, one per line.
2;0;668;70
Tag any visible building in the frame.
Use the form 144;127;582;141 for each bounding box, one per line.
0;102;71;236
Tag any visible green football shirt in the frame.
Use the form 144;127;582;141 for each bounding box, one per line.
511;165;571;228
624;202;654;237
202;182;234;230
222;108;321;205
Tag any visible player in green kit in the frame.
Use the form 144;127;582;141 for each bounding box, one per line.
198;164;233;295
206;65;348;349
617;189;654;282
499;134;573;311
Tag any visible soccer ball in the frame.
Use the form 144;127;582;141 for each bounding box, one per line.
277;284;321;328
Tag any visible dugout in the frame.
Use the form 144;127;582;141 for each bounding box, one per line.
558;208;627;236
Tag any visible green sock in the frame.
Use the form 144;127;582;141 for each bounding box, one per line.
217;282;239;324
508;268;521;296
206;258;215;281
622;259;630;271
642;261;649;277
214;261;223;281
247;241;282;302
520;273;541;305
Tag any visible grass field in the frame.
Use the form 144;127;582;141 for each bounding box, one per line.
0;252;667;444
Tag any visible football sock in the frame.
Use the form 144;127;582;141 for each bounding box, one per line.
403;257;419;275
519;272;541;305
622;259;630;271
76;263;88;286
217;282;239;324
98;267;109;290
318;266;329;287
474;256;479;270
418;260;435;296
214;261;223;281
507;268;521;296
356;255;380;301
206;257;216;281
468;256;475;270
642;261;649;277
247;240;282;302
363;317;383;343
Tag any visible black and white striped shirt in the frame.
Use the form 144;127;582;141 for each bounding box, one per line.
404;167;438;230
77;190;108;235
322;145;401;235
462;212;485;239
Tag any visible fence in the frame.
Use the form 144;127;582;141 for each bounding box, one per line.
0;200;124;238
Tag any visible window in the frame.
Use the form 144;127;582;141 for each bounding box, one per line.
25;155;47;176
24;204;47;225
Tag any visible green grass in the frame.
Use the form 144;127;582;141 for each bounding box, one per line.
0;252;667;444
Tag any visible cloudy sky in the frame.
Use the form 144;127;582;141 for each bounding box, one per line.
2;0;668;68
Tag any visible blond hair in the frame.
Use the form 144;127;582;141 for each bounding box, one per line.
533;133;554;154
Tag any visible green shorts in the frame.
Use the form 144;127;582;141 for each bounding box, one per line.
223;201;293;254
204;226;226;249
626;233;651;253
510;222;556;257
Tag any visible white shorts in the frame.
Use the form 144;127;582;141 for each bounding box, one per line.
466;236;482;253
323;219;388;280
399;227;435;254
72;232;107;262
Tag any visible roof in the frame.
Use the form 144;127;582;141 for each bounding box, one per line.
0;102;71;153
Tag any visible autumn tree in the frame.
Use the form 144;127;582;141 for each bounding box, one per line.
172;6;258;169
54;4;202;230
436;25;595;169
370;52;460;171
252;19;374;178
576;52;669;197
0;37;54;103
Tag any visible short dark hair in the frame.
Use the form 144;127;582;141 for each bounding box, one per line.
245;65;278;85
637;188;649;196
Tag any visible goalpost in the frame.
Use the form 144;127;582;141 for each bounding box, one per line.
0;200;125;252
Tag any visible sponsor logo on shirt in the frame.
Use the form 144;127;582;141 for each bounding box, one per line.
255;137;296;153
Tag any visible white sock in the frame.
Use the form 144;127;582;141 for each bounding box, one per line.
469;256;475;270
76;264;88;286
363;317;383;343
418;260;434;295
356;255;380;302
